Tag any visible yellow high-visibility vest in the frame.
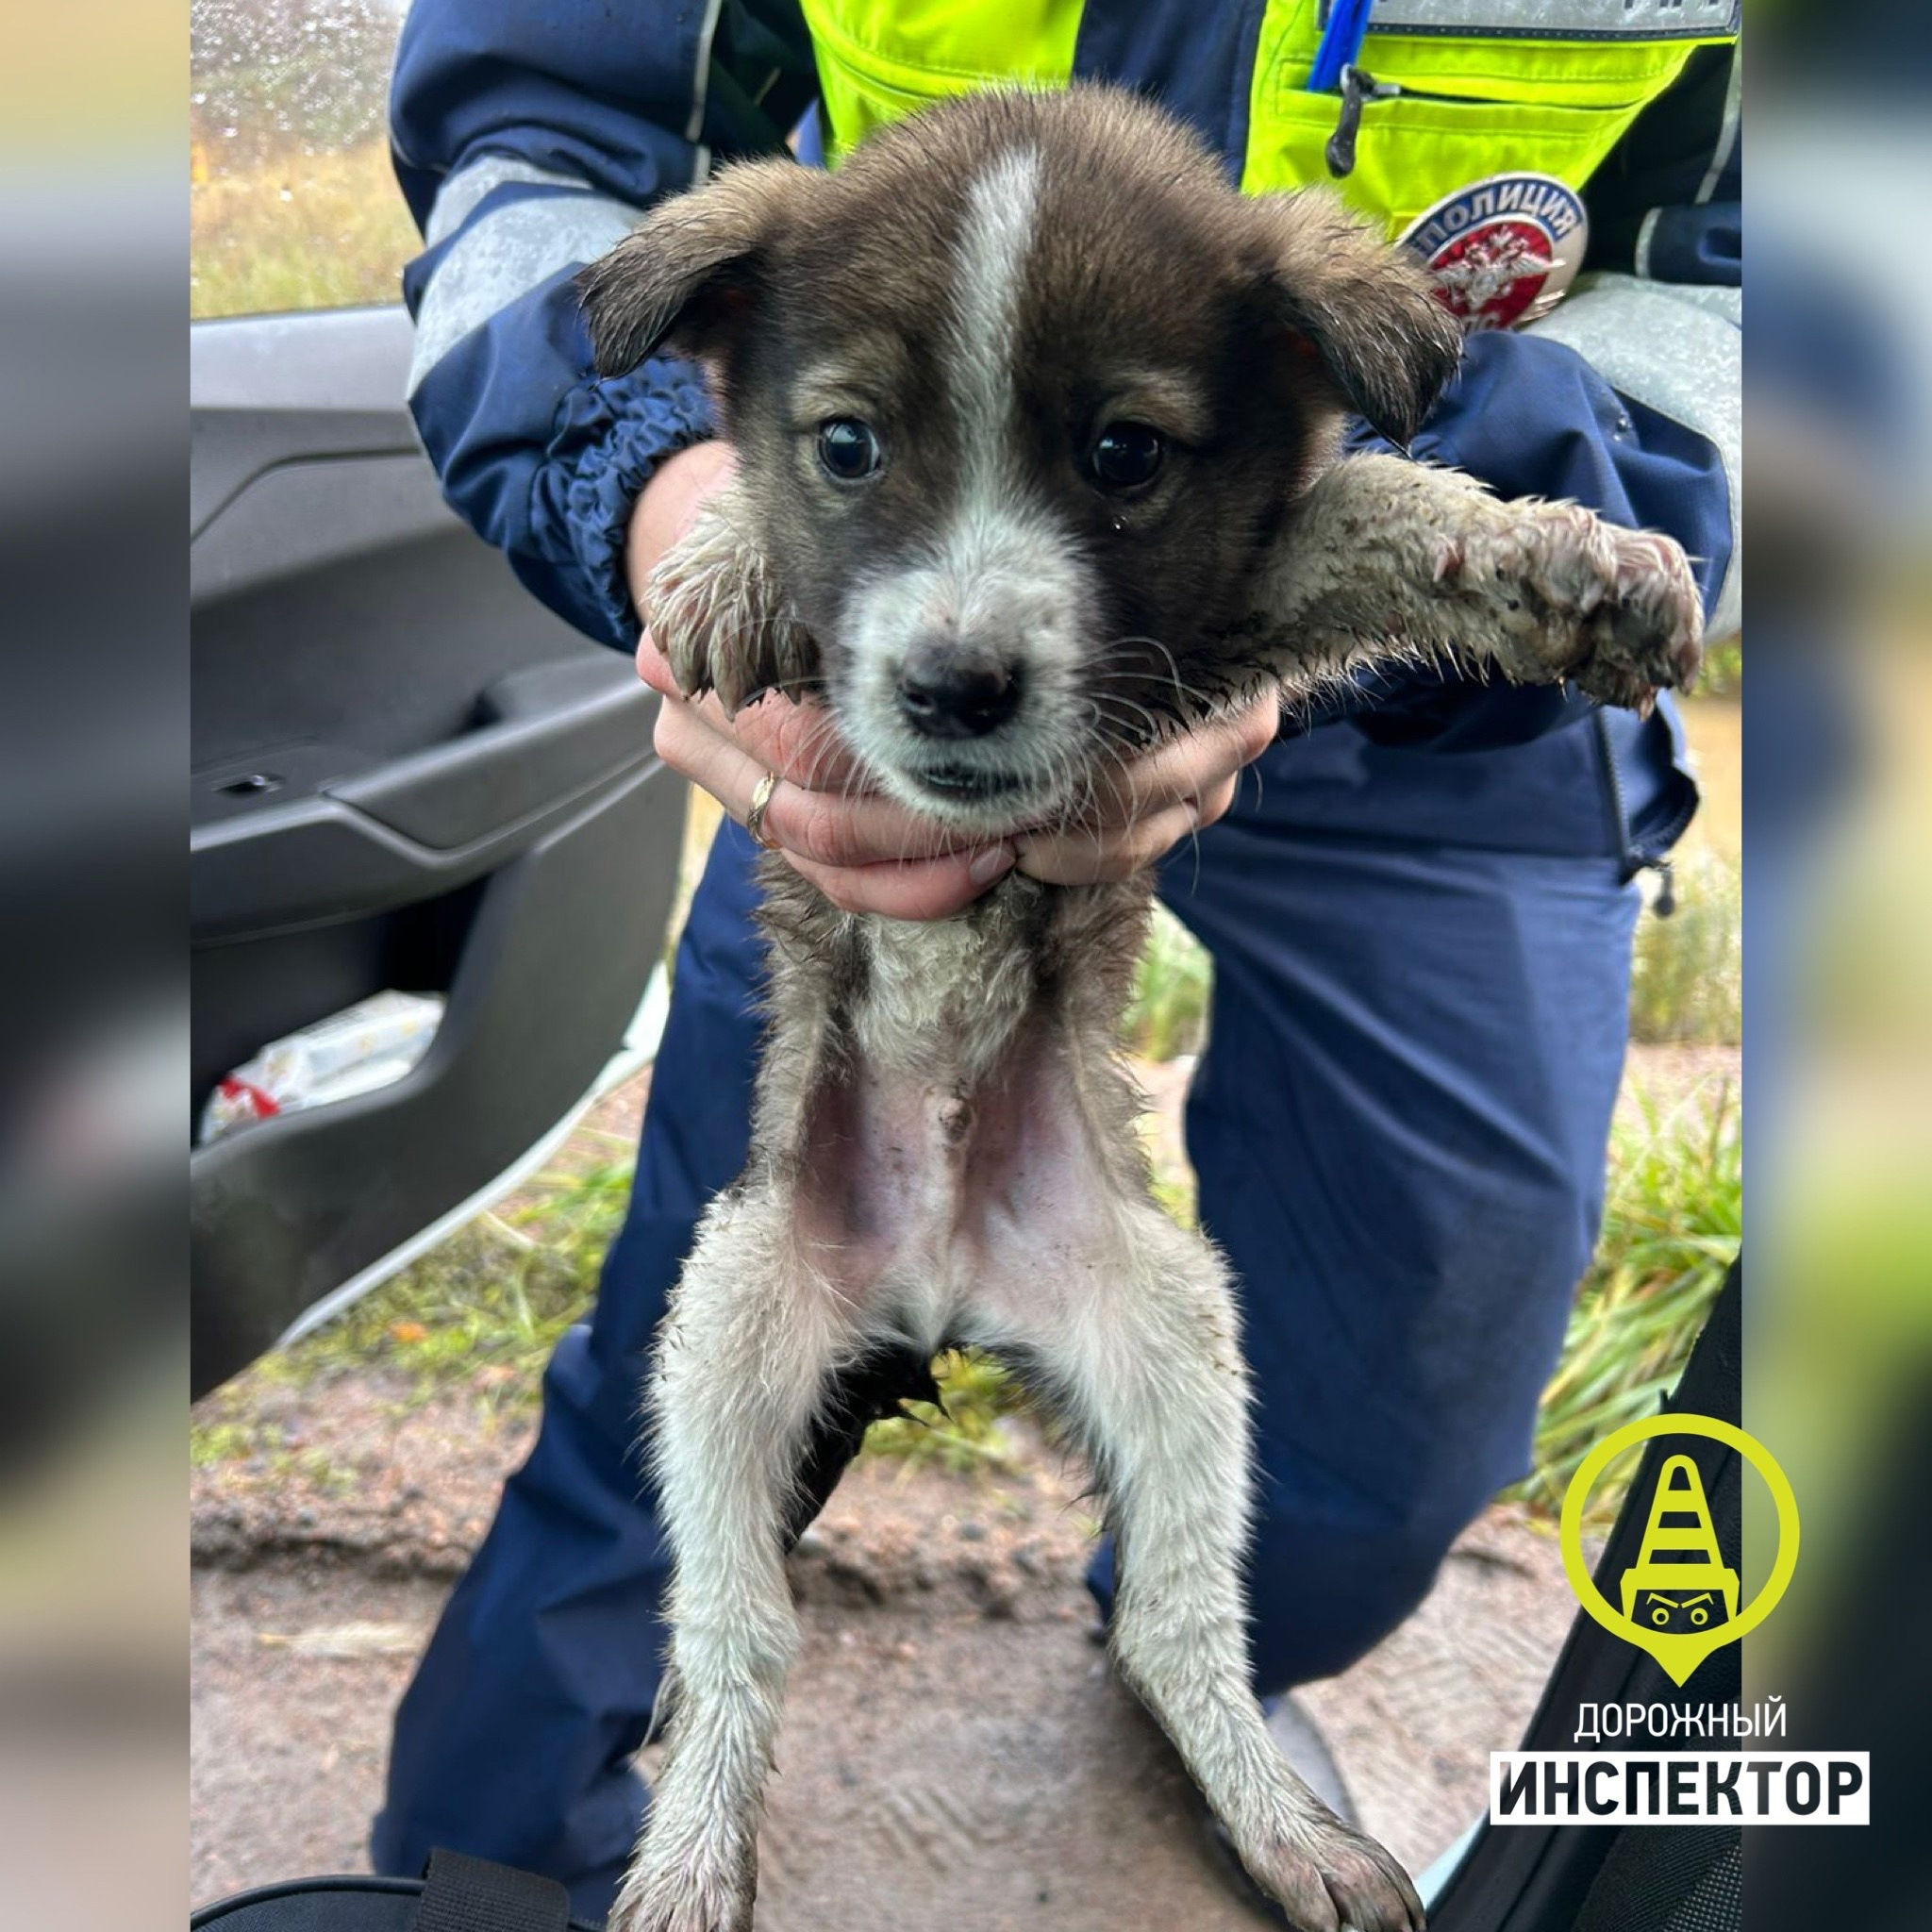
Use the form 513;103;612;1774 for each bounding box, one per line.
798;0;1738;240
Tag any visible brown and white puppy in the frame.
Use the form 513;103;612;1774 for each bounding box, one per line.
579;86;1699;1932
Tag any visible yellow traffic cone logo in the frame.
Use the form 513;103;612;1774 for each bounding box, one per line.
1617;1455;1740;1635
1560;1416;1800;1686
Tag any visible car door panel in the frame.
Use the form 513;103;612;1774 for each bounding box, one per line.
191;306;683;1396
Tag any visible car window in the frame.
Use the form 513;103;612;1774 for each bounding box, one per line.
190;0;416;319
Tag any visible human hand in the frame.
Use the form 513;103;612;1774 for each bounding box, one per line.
1010;695;1279;887
628;443;1279;916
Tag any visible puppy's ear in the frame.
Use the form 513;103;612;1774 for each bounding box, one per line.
1248;188;1463;447
577;159;813;376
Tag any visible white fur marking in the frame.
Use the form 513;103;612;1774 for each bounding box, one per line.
950;147;1041;501
838;145;1095;824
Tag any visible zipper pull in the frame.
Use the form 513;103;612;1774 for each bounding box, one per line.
1326;64;1400;179
1647;858;1677;919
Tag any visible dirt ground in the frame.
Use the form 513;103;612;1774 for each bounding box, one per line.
192;1429;1575;1928
191;1040;1734;1924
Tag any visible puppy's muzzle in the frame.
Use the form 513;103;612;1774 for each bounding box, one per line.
894;636;1024;741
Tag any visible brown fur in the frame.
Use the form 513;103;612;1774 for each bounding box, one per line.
580;87;1464;733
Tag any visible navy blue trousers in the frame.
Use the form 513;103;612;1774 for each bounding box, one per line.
372;703;1688;1921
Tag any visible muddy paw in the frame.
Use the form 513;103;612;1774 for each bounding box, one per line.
641;488;816;715
1440;499;1703;715
1562;525;1705;714
1246;1814;1425;1932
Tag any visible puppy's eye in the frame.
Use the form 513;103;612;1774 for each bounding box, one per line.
1086;422;1165;492
816;417;883;482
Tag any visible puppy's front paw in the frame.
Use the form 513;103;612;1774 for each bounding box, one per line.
1246;1813;1425;1932
1564;525;1705;713
1437;500;1703;716
641;490;816;715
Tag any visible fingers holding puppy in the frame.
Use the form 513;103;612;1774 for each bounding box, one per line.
646;677;973;868
646;643;1278;904
1016;691;1277;887
642;640;1017;918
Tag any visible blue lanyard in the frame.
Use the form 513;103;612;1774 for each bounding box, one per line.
1307;0;1374;94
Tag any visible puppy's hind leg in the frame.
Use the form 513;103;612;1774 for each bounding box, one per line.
1040;1208;1423;1932
609;1194;852;1932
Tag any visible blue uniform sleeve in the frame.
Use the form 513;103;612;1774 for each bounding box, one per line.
390;0;815;648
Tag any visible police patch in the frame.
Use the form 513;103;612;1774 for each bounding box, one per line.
1398;173;1588;334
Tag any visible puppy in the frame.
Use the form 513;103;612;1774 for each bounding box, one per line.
579;85;1699;1932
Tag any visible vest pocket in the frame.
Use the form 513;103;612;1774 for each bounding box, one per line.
1243;81;1657;231
1243;7;1710;225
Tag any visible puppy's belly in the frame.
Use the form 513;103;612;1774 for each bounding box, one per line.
792;1028;1117;1350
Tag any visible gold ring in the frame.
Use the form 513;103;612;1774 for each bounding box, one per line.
744;769;781;850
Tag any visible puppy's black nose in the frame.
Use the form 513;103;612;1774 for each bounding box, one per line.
895;641;1022;739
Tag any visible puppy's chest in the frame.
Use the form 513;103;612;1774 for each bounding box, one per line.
850;908;1039;1076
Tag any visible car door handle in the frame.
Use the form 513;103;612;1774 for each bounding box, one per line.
192;657;661;944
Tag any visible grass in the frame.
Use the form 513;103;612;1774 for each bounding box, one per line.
1509;1079;1741;1525
191;138;418;319
187;1415;359;1493
1629;849;1741;1047
1698;635;1742;698
191;1158;638;1455
1124;903;1213;1061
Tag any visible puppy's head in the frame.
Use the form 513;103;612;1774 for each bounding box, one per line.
581;87;1460;833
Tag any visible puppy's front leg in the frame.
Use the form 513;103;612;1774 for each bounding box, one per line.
1038;1208;1423;1932
610;1195;848;1932
1252;453;1704;714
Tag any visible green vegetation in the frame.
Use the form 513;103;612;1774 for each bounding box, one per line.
1510;1080;1741;1525
195;1156;638;1443
1123;903;1213;1061
192;139;418;319
1698;636;1742;697
187;1415;359;1493
861;1350;1033;1475
1629;850;1741;1047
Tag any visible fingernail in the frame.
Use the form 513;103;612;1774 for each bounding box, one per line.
968;843;1015;885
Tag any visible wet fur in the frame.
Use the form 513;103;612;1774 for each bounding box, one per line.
580;86;1701;1932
